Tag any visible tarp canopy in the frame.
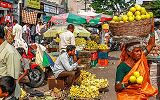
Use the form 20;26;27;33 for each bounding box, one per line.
50;13;87;25
43;25;91;37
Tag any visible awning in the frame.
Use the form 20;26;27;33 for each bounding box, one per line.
22;10;38;25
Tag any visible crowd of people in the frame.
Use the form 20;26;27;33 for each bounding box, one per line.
0;17;158;100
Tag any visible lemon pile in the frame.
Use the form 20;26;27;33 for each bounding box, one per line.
85;40;98;50
98;44;109;50
69;70;109;99
129;71;144;84
75;38;86;46
111;4;153;23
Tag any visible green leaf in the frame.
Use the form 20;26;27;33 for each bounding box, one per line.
91;0;136;15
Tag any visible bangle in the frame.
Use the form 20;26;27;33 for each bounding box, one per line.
122;84;126;89
143;47;149;54
150;32;155;37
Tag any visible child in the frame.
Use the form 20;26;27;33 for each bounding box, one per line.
0;76;17;100
16;47;30;83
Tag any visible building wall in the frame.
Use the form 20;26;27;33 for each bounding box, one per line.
68;0;85;13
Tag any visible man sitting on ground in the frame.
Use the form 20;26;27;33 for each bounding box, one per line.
52;45;81;88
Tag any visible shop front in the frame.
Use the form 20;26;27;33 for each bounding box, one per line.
22;0;43;25
0;0;14;25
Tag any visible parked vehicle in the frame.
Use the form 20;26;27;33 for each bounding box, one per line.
18;46;45;88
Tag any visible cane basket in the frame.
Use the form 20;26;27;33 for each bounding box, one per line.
109;18;152;37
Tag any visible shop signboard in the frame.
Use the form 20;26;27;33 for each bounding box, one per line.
57;7;66;14
44;4;57;14
26;0;40;9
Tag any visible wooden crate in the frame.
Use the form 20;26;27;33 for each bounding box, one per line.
47;77;65;90
78;51;93;58
80;58;91;64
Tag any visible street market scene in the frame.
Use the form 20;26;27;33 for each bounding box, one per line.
0;0;160;100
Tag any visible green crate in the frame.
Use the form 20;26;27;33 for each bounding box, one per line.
91;60;98;67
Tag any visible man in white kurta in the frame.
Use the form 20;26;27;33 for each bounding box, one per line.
12;19;28;54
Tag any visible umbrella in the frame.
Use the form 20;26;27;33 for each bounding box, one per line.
78;12;113;25
50;13;68;25
67;13;87;25
78;11;99;17
49;13;87;25
43;25;91;37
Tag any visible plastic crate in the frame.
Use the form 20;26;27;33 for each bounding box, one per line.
91;60;98;67
91;51;98;60
98;59;108;67
98;52;108;59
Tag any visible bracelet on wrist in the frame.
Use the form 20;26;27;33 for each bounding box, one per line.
150;32;155;37
122;83;126;89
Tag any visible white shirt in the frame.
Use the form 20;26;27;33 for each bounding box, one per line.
12;23;23;40
22;25;27;33
36;24;41;35
51;52;78;78
59;30;75;50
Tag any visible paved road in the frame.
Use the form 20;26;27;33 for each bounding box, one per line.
28;51;158;100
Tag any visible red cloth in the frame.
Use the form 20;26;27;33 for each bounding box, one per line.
22;47;34;59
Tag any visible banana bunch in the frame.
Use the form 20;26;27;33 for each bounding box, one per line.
81;78;109;89
85;40;98;50
98;44;109;50
70;85;99;98
20;88;27;99
70;70;109;98
78;70;96;83
75;38;86;46
70;85;81;97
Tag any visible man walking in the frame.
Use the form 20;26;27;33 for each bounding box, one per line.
12;19;28;53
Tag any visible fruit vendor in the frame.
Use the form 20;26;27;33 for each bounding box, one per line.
115;19;158;99
51;45;81;88
59;24;75;53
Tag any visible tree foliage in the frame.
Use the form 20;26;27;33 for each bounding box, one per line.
90;0;136;15
142;0;160;18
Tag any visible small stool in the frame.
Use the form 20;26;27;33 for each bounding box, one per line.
48;77;65;90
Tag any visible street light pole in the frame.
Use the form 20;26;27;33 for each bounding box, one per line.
66;0;68;13
18;0;23;25
85;0;86;12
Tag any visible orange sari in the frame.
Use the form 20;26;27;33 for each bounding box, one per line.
117;53;158;100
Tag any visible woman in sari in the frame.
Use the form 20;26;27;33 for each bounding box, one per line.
115;19;158;100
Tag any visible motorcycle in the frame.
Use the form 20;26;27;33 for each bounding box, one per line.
18;46;45;88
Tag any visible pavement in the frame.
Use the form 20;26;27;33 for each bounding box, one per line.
25;51;158;100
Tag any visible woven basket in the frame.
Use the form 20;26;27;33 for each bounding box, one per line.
109;19;152;37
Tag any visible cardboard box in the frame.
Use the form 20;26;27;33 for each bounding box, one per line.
47;77;65;90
